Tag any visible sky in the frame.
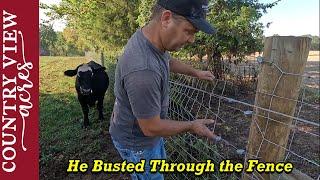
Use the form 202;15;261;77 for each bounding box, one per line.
259;0;319;36
39;0;66;31
40;0;319;37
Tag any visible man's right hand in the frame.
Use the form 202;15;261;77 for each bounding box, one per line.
190;119;216;140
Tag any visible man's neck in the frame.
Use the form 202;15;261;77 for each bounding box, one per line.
142;23;165;53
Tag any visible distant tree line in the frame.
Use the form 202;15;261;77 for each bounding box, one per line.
40;23;85;56
304;35;320;51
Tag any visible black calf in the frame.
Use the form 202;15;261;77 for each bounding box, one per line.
64;61;109;127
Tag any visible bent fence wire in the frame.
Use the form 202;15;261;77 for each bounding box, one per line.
164;60;319;179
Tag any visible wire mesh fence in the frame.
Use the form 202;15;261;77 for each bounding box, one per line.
164;63;319;180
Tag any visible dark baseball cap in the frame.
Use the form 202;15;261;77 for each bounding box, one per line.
157;0;216;34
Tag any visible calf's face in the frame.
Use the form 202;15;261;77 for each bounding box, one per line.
77;64;93;95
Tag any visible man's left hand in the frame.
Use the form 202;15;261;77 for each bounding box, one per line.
195;70;214;81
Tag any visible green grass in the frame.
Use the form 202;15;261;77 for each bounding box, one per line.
40;56;123;180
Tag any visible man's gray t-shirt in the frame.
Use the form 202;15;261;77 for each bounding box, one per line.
109;28;170;151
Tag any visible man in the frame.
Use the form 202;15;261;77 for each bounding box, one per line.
110;0;217;179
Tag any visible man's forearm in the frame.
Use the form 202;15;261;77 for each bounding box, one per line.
169;58;198;77
146;119;194;137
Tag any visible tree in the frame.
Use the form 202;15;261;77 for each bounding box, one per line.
43;0;281;74
40;23;85;56
187;0;280;78
52;32;68;56
40;23;57;56
137;0;280;78
311;36;320;50
42;0;140;56
302;35;320;51
137;0;155;27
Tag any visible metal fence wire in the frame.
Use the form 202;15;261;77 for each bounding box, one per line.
164;62;319;180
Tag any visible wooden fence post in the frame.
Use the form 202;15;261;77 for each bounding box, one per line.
243;36;311;180
100;51;105;67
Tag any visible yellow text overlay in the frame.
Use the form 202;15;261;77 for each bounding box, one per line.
66;159;294;174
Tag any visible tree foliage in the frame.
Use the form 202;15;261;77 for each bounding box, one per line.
42;0;140;55
42;0;281;74
302;35;320;51
136;0;280;77
40;23;57;56
40;23;84;56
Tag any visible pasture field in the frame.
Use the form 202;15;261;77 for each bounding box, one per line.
40;56;129;180
308;50;320;61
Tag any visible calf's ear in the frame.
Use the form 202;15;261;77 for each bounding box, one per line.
64;70;77;77
64;64;84;77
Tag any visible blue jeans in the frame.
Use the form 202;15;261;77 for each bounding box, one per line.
112;137;166;180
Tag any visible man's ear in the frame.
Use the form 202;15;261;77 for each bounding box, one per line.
160;10;173;28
